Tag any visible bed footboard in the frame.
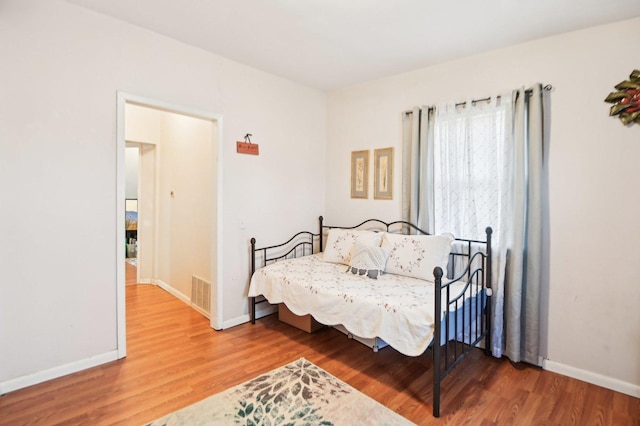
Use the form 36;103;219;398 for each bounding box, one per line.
432;227;492;417
249;224;322;324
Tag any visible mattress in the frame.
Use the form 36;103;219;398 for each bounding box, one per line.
248;253;484;357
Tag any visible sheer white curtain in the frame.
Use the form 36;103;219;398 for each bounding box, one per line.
433;96;513;242
402;85;548;363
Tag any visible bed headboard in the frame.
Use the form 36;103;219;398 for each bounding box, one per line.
251;216;491;278
319;215;431;251
250;230;318;273
251;216;435;272
320;216;492;285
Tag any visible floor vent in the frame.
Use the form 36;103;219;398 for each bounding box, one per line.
191;275;211;319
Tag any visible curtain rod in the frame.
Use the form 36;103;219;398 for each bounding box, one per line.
404;84;553;115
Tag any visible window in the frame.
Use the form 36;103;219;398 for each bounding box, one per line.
432;99;512;241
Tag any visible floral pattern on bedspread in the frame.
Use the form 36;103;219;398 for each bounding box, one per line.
248;254;474;356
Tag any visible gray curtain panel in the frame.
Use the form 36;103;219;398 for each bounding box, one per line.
401;107;434;234
504;84;546;365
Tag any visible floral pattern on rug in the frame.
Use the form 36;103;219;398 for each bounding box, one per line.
145;358;415;426
231;358;347;425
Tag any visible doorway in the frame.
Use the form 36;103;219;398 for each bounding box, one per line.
125;144;140;285
116;93;223;358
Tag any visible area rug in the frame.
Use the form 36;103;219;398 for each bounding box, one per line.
146;358;415;425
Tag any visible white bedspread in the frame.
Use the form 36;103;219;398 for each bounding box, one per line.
248;253;473;357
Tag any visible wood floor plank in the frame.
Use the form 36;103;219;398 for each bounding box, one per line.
1;284;638;425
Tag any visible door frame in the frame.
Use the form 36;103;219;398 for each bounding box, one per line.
116;92;224;358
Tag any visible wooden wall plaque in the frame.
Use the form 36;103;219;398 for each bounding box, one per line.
236;141;259;155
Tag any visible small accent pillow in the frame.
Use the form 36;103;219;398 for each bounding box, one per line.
381;232;454;282
323;229;383;265
346;242;390;279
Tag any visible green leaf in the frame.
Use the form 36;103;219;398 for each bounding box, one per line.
621;111;640;125
615;80;640;91
604;91;630;103
610;103;631;115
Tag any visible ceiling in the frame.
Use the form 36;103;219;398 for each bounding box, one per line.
65;0;640;90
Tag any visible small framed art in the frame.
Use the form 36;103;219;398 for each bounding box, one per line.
374;147;393;200
350;150;369;199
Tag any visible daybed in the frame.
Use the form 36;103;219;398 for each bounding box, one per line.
248;216;492;417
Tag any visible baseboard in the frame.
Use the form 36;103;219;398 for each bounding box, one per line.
154;279;190;305
254;305;278;323
191;304;211;319
153;280;214;321
0;350;118;395
223;305;278;329
543;359;640;398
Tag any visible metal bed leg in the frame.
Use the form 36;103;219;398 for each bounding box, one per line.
433;346;441;418
484;227;493;357
433;266;443;418
250;237;256;325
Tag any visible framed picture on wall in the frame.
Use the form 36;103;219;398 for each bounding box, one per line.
350;150;369;199
374;147;393;200
125;199;138;230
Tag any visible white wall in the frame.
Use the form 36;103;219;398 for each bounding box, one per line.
163;112;214;297
138;143;156;281
0;0;325;392
326;18;640;395
125;147;139;199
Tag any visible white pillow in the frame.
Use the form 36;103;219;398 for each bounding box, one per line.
381;232;454;282
323;229;383;265
346;242;390;279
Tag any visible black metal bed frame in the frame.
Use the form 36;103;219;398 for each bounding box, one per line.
249;216;492;418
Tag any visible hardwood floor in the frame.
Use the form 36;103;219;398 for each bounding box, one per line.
125;260;137;286
1;285;638;425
